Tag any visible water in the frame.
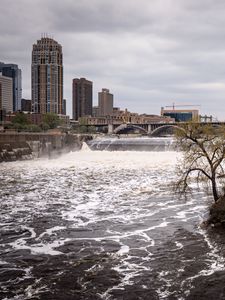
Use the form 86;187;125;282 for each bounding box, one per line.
87;136;175;151
1;137;225;300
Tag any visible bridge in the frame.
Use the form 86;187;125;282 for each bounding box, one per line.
111;123;184;136
86;122;225;136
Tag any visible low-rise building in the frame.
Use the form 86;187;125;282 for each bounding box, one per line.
79;108;174;126
5;112;43;125
58;114;70;126
161;107;199;122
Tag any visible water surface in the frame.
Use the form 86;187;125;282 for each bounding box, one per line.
0;138;225;299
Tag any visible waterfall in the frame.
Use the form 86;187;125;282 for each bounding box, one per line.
86;136;175;151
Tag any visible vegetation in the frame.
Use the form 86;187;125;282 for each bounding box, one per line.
25;124;42;132
71;124;96;134
5;112;62;132
40;122;50;131
12;112;30;126
5;122;42;132
43;113;61;129
176;123;225;202
176;123;225;226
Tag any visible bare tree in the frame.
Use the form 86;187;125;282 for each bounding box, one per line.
176;123;225;202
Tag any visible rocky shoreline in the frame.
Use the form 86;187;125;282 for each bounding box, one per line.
0;133;92;162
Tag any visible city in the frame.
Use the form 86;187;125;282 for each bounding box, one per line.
2;1;225;300
0;36;213;136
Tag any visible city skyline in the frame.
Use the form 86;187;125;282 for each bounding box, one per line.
1;1;225;119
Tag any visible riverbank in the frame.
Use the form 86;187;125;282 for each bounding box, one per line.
0;132;93;162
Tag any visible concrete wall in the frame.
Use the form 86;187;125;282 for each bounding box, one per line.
0;133;83;162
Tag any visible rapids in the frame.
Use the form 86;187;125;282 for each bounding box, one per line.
1;137;225;299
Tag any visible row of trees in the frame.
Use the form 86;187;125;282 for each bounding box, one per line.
5;113;97;133
5;112;62;132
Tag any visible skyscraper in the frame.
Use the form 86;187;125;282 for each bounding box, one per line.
62;99;66;115
0;82;1;110
98;88;113;116
21;98;31;112
31;37;63;114
0;62;22;112
0;75;13;113
72;78;92;120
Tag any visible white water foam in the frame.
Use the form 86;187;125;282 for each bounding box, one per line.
1;139;224;299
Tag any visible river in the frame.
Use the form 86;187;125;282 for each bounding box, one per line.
1;137;225;300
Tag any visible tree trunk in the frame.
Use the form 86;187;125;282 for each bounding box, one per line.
212;174;219;202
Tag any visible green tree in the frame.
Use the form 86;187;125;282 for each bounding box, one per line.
12;123;26;131
88;126;96;133
12;112;30;126
176;123;225;203
25;124;42;132
78;117;88;125
40;122;50;131
43;113;61;129
79;125;88;133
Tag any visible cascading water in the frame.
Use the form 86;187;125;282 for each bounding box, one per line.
0;137;225;300
87;136;175;151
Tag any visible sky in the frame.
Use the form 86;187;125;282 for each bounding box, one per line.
1;0;225;120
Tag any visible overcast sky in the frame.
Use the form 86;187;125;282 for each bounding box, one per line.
1;0;225;119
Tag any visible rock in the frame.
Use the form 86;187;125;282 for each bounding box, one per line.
200;220;209;229
208;196;225;226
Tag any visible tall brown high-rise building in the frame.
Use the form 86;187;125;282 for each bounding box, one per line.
72;78;92;120
98;88;113;116
31;37;63;114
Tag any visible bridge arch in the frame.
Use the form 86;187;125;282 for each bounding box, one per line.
114;124;147;134
151;125;184;137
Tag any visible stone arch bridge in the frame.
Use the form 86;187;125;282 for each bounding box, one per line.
110;123;184;136
86;122;225;136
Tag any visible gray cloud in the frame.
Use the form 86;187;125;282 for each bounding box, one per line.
1;0;225;119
